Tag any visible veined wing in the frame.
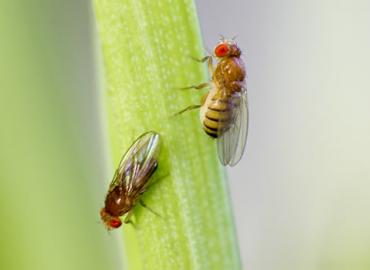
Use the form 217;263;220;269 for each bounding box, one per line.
217;89;249;166
109;131;161;195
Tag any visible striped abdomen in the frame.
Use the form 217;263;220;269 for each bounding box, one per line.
201;93;232;138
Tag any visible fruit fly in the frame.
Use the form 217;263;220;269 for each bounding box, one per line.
100;131;161;230
178;37;248;166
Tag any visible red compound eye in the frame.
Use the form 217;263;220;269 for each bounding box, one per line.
109;218;122;228
215;44;229;57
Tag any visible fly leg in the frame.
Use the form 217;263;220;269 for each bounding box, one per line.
192;55;214;74
180;82;210;91
174;91;209;116
174;104;201;116
124;211;136;227
139;199;161;218
192;55;211;63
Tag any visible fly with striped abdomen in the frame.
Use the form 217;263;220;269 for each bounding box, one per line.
177;37;249;166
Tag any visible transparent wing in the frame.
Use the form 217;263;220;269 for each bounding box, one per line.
217;90;249;166
108;131;160;195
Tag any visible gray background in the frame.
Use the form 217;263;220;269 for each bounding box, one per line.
196;0;370;269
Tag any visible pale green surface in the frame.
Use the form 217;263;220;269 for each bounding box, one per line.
94;0;241;269
0;2;122;270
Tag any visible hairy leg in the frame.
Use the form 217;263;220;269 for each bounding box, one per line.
139;199;161;217
174;104;201;116
180;82;210;91
192;55;214;75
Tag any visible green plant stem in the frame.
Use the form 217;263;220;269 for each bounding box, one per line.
94;0;241;269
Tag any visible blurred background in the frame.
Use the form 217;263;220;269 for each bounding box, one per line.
1;0;370;270
196;0;370;269
0;2;123;270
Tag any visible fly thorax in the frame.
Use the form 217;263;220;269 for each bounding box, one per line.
214;57;246;92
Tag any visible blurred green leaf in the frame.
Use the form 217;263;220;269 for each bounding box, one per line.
0;1;122;270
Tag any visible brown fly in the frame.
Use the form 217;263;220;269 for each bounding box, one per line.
100;131;161;230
